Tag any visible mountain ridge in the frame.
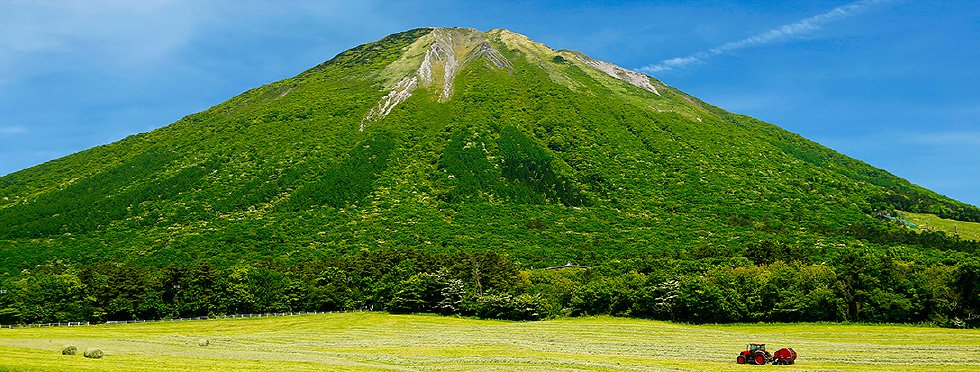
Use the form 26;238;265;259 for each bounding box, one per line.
1;27;979;326
0;27;976;271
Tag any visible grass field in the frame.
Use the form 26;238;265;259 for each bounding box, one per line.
900;211;980;241
1;313;978;371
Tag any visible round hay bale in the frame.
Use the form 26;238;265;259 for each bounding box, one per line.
61;345;77;355
198;339;209;347
83;348;103;359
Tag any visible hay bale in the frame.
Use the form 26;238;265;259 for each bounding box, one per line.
83;348;103;359
61;345;77;355
198;339;210;347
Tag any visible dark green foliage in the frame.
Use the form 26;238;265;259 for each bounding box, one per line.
954;258;980;325
284;132;397;210
0;308;20;324
438;127;501;201
497;126;586;206
13;265;93;323
62;345;77;355
0;246;974;325
437;125;585;205
388;272;450;314
744;240;812;266
569;271;644;316
473;293;546;321
211;164;307;213
79;264;165;321
0;149;176;237
676;275;741;323
162;263;221;318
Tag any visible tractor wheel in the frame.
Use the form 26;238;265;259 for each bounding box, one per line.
736;355;746;364
754;354;766;365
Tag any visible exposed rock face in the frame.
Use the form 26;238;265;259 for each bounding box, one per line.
360;75;419;131
429;29;461;101
469;42;513;70
361;28;511;130
575;55;661;96
361;28;663;130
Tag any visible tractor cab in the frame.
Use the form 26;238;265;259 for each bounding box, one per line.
737;343;772;365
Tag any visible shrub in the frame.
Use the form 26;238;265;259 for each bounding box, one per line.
388;273;446;314
83;348;103;359
198;339;210;347
474;292;546;321
61;345;77;355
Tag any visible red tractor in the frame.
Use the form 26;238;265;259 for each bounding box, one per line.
736;343;797;365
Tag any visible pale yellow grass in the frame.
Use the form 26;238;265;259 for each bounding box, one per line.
0;312;977;371
900;211;980;241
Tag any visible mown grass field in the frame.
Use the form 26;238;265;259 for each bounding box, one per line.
901;211;980;241
0;312;977;371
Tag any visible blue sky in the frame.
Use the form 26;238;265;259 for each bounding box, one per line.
1;0;978;206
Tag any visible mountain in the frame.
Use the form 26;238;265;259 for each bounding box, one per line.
3;27;980;326
0;27;977;272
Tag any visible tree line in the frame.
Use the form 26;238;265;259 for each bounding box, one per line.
1;247;977;327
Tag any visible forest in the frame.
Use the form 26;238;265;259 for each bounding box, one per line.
3;227;978;328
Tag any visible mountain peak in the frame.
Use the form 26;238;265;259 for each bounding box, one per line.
360;27;666;130
360;27;513;130
1;26;977;278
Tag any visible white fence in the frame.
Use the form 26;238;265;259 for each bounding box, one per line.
0;321;89;328
0;310;359;329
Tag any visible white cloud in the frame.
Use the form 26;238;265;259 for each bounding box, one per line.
0;126;26;135
0;0;211;81
639;0;889;74
644;56;702;73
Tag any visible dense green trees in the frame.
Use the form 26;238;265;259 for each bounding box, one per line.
954;258;980;322
1;247;977;327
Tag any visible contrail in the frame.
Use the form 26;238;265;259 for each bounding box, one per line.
639;0;888;74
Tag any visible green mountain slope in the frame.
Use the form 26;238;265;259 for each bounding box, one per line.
0;28;977;271
4;27;980;326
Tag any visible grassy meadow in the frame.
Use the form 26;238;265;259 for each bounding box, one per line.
0;312;978;371
901;211;980;241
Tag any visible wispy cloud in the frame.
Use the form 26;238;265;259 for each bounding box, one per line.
639;0;888;73
0;126;26;135
0;1;209;80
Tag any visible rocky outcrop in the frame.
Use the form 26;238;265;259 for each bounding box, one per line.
360;76;419;131
362;28;663;131
575;55;661;96
361;28;515;130
469;42;513;70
